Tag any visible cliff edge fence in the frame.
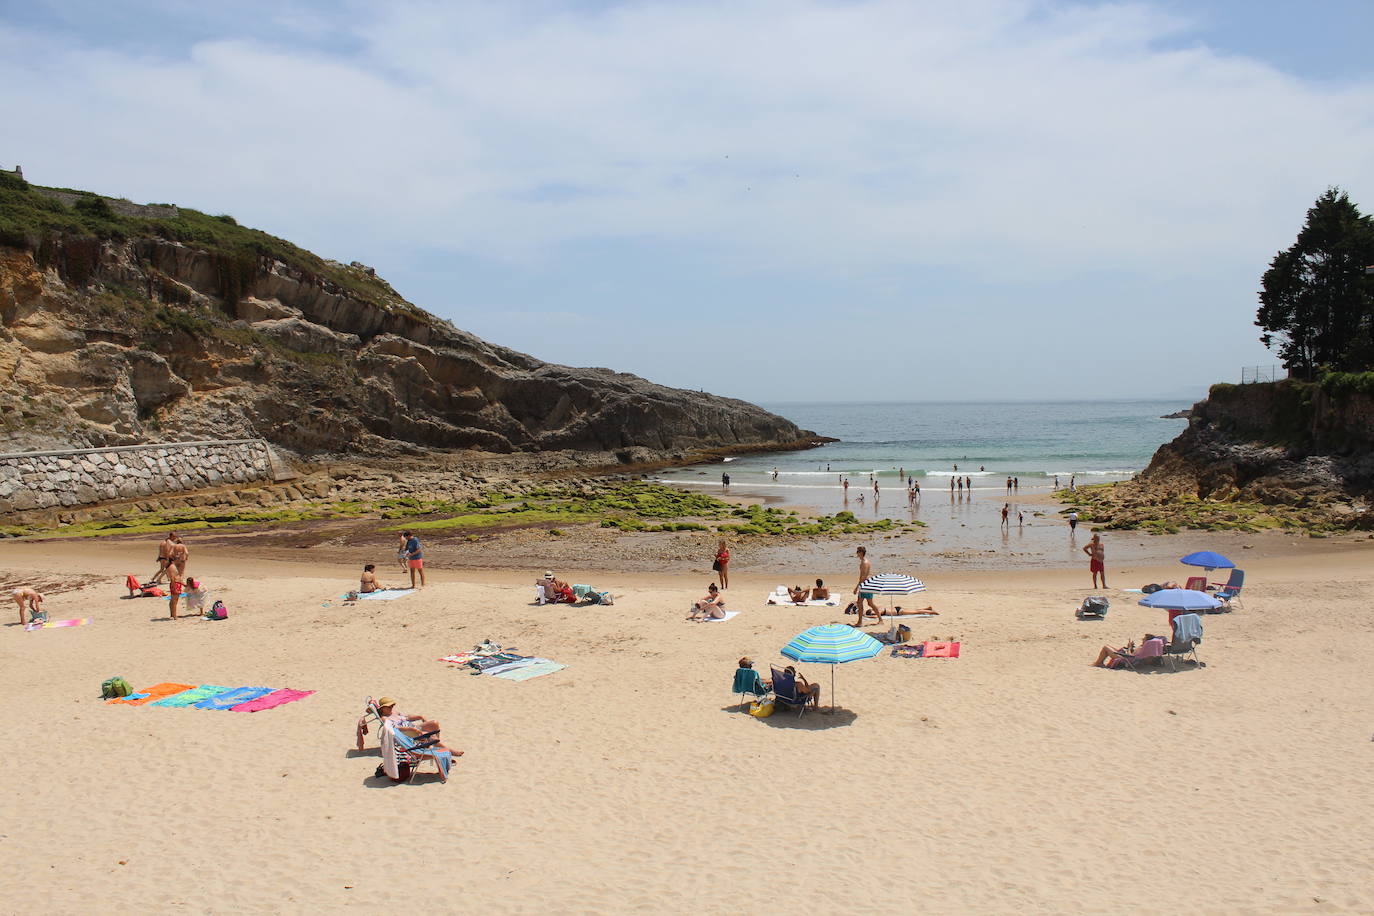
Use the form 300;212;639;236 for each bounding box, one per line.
0;438;295;515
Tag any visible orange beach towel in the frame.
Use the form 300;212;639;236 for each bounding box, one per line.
107;682;195;706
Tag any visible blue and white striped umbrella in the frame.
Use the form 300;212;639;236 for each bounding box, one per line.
1138;588;1222;612
780;624;883;711
859;573;927;594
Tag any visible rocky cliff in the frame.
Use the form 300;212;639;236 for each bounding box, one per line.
1066;379;1374;531
0;182;814;462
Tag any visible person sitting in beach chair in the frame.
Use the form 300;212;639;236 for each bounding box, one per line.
373;696;462;782
1091;635;1166;670
733;657;770;705
787;584;811;604
769;665;821;714
688;583;727;620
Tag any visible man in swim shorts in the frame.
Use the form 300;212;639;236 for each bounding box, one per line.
1083;532;1107;588
151;532;177;584
852;546;880;627
403;531;426;588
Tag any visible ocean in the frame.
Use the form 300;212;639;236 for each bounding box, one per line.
658;400;1189;496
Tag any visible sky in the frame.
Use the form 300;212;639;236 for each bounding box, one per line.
2;0;1373;405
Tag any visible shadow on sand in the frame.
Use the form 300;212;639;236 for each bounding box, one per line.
720;703;858;730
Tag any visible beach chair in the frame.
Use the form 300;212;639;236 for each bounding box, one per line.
1185;576;1208;592
1112;637;1165;672
384;722;454;783
732;667;769;706
1211;569;1244;609
769;667;810;718
1076;596;1109;620
1163;614;1204;669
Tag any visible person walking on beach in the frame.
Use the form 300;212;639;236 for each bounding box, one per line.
1006;476;1013;494
1084;532;1107;588
913;480;920;500
949;477;955;494
842;478;849;494
1014;477;1019;491
852;546;880;627
396;532;410;575
1068;510;1079;533
1054;475;1060;490
714;539;730;589
772;467;779;480
1018;510;1024;528
403;531;426;588
1000;503;1010;529
873;479;879;498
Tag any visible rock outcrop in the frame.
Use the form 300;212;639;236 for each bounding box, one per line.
1067;380;1373;531
0;234;815;461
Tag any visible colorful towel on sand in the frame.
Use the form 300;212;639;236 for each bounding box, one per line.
25;618;90;630
108;682;195;706
152;685;230;707
342;589;414;601
765;595;841;607
232;688;315;712
439;652;477;666
194;686;275;710
493;661;567;681
922;641;961;658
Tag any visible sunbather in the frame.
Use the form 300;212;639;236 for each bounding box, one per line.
810;579;830;600
688;583;727;620
787;585;811;603
377;697;445;741
783;665;822;707
360;564;387;593
537;572;575;603
1091;634;1165;668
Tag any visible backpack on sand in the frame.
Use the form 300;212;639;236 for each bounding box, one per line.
206;600;228;621
101;677;132;699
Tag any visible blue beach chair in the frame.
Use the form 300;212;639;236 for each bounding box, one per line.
732;666;769;706
386;722;454;783
1211;569;1243;609
769;667;810;718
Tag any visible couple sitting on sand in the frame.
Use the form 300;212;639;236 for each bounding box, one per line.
786;579;830;604
535;572;575;604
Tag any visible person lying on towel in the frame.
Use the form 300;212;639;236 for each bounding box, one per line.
688;583;727;620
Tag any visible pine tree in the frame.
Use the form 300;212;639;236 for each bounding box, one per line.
1256;188;1374;377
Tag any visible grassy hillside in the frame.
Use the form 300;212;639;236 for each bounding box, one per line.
0;169;416;313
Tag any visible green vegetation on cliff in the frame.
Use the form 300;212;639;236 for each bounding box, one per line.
0;169;418;316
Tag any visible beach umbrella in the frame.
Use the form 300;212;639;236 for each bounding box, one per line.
1137;588;1222;613
859;573;927;618
780;623;883;712
1179;550;1235;571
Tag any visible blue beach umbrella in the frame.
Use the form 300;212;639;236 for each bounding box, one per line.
1179;550;1235;571
781;623;883;711
1137;588;1222;612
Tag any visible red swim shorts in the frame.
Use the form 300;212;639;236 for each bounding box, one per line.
170;580;184;596
408;559;424;569
1090;559;1104;573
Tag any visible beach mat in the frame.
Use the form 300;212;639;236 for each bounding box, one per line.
232;688;315;712
701;611;740;623
922;641;961;658
108;682;195;706
493;661;566;682
342;589;414;601
194;686;275;710
764;595;841;607
26;618;90;630
152;685;230;707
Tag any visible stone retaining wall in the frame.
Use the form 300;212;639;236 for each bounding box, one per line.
0;439;287;514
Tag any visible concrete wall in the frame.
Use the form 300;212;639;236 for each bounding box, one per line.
0;439;291;514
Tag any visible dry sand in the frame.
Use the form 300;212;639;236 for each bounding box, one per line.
3;534;1373;915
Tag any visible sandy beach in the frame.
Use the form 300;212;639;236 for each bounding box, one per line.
3;529;1373;915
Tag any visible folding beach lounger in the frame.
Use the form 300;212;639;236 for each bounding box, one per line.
1163;613;1204;669
1185;576;1208;592
769;667;810;719
732;667;769;706
1211;570;1244;609
382;721;454;783
1112;637;1165;672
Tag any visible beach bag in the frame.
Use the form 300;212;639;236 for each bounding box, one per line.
712;559;721;572
102;676;132;699
749;698;775;718
1142;583;1162;594
206;600;228;620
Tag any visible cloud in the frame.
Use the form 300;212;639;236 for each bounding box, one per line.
2;1;1372;398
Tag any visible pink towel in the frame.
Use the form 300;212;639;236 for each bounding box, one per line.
230;688;315;712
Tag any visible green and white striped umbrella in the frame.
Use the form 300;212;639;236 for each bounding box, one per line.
780;624;883;711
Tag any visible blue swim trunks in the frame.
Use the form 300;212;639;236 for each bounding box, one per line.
859;591;874;601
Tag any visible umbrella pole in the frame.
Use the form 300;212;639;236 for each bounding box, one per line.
829;663;836;714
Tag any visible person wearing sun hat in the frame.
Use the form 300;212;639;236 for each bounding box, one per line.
376;697;442;738
732;656;769;704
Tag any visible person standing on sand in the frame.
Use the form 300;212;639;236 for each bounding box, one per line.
169;534;189;578
151;532;177;584
852;546;880;627
403;531;426;588
843;478;849;495
1000;503;1010;529
12;587;44;625
714;540;730;589
396;532;410;575
167;563;186;619
1084;532;1107;588
949;477;954;494
965;476;971;492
